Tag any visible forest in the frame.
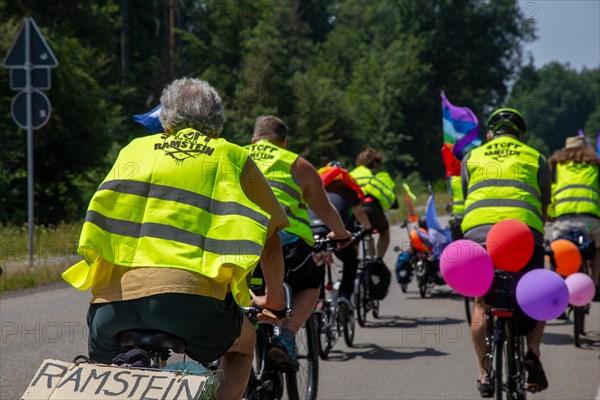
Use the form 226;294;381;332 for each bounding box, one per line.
1;0;599;225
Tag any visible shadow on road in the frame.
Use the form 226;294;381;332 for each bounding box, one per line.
543;330;600;350
364;314;467;329
326;343;449;362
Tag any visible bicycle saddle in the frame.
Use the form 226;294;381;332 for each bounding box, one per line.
118;329;186;354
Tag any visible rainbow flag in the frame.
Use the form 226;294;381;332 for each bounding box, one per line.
441;91;480;160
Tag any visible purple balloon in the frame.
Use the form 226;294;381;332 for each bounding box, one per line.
565;273;596;306
516;269;569;321
440;239;494;297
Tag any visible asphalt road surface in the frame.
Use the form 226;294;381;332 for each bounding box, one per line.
1;223;599;399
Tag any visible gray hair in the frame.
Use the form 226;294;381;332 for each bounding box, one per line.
159;78;225;135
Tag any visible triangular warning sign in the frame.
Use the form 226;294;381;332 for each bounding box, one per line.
3;17;58;68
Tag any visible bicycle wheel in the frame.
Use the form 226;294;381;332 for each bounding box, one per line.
400;283;408;293
286;316;319;400
494;337;504;400
505;322;527;400
355;275;368;327
464;297;473;325
573;306;585;347
244;325;283;400
372;299;380;319
314;310;332;360
341;302;355;347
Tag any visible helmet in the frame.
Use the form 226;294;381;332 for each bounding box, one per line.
327;160;343;168
487;108;526;139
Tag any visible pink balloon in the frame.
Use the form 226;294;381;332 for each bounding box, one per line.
565;273;596;307
440;239;494;297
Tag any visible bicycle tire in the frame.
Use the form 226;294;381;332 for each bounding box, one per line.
315;311;332;360
505;321;527;400
464;297;473;325
341;302;355;347
355;275;368;327
494;336;504;400
400;283;408;293
286;316;319;400
372;300;380;319
244;325;283;400
418;275;427;298
574;306;584;348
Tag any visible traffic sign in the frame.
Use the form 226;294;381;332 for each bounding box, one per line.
10;68;50;90
11;90;51;130
3;17;58;68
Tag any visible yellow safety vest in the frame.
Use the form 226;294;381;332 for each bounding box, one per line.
461;135;545;234
449;175;465;215
63;129;270;305
245;140;314;245
349;165;397;211
550;162;600;218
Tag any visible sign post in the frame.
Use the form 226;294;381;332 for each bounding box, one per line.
3;17;58;269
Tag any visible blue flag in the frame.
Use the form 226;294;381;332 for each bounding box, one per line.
424;194;451;255
132;105;164;133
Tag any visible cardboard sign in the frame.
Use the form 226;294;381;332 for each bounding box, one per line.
22;359;221;400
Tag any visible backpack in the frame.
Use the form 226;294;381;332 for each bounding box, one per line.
367;259;392;300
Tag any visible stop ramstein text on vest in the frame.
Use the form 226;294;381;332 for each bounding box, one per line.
154;140;215;156
484;141;522;157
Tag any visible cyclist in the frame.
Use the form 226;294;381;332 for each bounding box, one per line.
461;108;551;397
245;116;351;372
310;160;373;305
62;78;288;400
349;148;398;261
548;135;600;300
448;173;465;240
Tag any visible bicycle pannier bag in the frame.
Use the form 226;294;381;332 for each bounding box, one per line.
367;259;391;300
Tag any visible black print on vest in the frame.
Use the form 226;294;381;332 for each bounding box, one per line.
155;131;215;164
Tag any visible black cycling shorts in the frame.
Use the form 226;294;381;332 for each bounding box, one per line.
87;293;242;364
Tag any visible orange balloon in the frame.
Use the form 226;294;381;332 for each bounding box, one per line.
550;239;581;277
486;219;534;272
410;228;430;253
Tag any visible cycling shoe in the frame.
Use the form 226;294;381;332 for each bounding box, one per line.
268;335;299;373
524;350;548;393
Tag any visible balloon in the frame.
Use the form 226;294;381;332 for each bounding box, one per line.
516;269;569;321
486;219;534;272
440;239;494;297
565;273;596;306
550;239;582;277
410;228;430;253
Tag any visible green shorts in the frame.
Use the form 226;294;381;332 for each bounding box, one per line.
87;293;243;363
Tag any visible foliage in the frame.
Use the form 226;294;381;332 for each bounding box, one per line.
0;0;597;226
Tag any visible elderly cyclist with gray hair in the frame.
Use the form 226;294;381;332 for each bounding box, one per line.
63;77;289;399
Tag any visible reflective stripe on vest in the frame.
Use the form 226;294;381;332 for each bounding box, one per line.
449;176;465;214
350;165;397;210
65;129;270;305
551;162;600;218
245;140;314;245
461;135;544;233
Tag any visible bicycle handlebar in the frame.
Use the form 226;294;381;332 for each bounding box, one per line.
240;282;293;322
312;229;369;253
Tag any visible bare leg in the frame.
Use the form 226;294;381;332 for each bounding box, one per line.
282;287;320;334
526;321;545;357
471;297;489;381
218;316;255;400
377;229;390;260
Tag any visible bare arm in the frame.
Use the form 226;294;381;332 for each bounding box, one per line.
292;156;350;239
254;233;286;312
352;204;372;230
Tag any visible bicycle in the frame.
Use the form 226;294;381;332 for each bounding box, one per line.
546;229;595;347
244;279;319;400
354;229;389;327
481;270;528;400
312;233;364;359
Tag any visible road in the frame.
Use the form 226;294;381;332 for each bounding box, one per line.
1;223;599;399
